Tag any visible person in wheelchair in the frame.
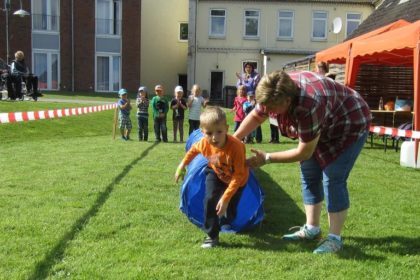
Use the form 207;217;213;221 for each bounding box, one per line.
7;50;42;101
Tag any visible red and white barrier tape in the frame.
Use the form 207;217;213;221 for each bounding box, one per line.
369;126;420;139
0;103;117;124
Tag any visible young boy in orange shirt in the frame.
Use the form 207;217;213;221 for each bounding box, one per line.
175;106;249;248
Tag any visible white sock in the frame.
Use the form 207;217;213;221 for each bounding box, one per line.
305;224;320;233
328;233;341;241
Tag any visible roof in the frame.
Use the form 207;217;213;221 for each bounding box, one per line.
346;0;420;39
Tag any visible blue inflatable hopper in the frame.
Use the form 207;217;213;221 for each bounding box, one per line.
180;129;264;232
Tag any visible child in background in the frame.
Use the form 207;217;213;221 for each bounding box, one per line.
151;84;169;142
171;85;187;142
175;106;249;249
231;85;247;132
242;91;256;144
187;84;208;135
117;88;132;141
136;86;149;141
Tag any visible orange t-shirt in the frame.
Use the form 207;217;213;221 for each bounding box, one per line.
182;135;249;203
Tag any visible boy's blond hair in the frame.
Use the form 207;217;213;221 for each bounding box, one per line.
200;106;227;128
256;70;298;105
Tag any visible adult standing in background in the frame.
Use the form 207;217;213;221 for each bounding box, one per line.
234;70;371;254
236;62;262;143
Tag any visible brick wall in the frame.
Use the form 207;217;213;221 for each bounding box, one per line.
0;1;31;65
122;0;141;92
73;0;95;91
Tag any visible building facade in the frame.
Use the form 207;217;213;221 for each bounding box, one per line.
140;0;189;95
0;0;141;93
188;0;375;103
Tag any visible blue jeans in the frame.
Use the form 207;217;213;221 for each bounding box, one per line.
154;116;167;142
137;114;148;141
300;132;368;213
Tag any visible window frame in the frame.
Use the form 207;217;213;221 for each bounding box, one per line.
179;22;188;42
311;10;328;41
95;53;121;92
346;12;362;37
208;9;226;38
243;9;260;39
32;50;60;91
31;0;60;33
277;10;294;40
95;0;122;38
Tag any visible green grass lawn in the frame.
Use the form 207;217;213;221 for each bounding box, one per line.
0;99;419;279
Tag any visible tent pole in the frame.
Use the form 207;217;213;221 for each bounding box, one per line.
414;41;420;166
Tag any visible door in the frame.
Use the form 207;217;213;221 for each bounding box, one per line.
210;71;223;101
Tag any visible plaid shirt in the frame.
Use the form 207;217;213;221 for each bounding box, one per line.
256;71;371;168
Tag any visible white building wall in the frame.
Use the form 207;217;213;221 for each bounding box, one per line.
191;1;374;96
141;0;188;94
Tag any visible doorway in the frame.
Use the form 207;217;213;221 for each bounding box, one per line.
210;71;223;101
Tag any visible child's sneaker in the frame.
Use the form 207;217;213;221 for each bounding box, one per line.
282;225;321;241
313;236;343;254
201;236;219;249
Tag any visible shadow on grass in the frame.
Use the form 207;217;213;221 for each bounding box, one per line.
336;235;420;260
224;169;313;252
28;143;159;280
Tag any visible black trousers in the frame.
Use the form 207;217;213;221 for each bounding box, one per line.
23;75;39;95
255;126;262;143
270;124;279;141
188;119;200;135
6;74;22;100
204;168;244;239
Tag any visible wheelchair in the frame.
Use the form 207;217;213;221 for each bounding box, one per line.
0;58;42;101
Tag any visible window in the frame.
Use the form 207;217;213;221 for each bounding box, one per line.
179;23;188;41
278;10;294;39
346;13;361;37
32;0;59;32
312;11;327;40
96;0;121;36
244;10;260;38
33;51;59;90
209;9;226;37
96;55;121;92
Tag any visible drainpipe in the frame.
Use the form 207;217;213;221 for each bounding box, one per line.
71;0;74;91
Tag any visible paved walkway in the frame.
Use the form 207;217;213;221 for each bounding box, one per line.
38;98;115;104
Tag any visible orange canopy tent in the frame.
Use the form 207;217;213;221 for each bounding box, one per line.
316;19;410;64
316;19;420;164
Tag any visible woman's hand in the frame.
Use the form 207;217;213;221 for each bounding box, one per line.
247;148;267;169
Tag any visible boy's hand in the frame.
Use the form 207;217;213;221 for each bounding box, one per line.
216;198;229;217
175;165;186;183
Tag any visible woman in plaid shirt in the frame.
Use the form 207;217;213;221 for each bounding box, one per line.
234;70;371;254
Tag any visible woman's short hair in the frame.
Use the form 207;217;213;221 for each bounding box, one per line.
243;62;254;71
15;51;24;61
256;70;298;105
200;106;227;128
